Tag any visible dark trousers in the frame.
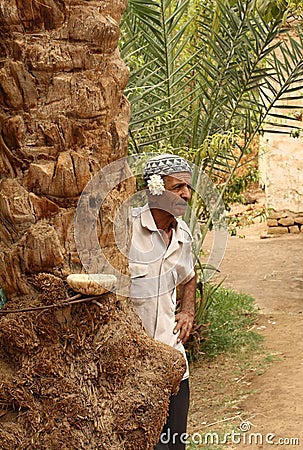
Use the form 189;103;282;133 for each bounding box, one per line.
154;378;190;450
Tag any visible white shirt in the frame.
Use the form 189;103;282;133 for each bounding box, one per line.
129;204;195;379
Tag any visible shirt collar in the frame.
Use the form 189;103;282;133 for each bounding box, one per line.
140;204;186;243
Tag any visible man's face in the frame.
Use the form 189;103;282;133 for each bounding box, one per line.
149;172;192;216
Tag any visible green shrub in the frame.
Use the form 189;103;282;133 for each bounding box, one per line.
186;285;262;361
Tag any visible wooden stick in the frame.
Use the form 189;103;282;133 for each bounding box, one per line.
0;293;106;315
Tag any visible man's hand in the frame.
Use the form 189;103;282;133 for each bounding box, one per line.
174;310;194;344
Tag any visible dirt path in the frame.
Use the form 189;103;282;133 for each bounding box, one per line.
189;221;303;449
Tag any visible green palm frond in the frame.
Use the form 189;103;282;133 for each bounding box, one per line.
121;0;303;324
122;0;303;153
121;0;303;243
121;0;197;148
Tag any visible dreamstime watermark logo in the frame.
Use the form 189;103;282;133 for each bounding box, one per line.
239;421;251;432
159;423;300;446
74;153;229;296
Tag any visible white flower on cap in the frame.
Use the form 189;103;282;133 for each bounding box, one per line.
147;174;165;196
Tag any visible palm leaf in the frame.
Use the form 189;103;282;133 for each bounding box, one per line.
121;0;303;244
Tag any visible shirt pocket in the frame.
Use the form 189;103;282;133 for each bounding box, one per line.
129;262;150;300
129;262;148;279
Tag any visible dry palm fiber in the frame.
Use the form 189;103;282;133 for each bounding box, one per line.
0;273;185;449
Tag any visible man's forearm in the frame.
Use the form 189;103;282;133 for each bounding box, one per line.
174;273;197;343
180;273;196;317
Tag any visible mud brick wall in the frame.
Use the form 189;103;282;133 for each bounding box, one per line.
258;30;303;226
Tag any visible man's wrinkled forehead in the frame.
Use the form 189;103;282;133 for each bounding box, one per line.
163;172;192;186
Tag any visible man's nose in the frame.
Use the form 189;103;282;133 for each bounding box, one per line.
180;186;191;201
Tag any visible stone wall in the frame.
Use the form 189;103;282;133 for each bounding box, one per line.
267;211;303;235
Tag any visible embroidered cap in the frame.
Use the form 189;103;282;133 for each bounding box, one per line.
143;154;192;181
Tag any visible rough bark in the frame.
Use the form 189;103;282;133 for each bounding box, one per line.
0;2;186;449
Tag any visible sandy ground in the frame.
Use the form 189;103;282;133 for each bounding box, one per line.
188;219;303;449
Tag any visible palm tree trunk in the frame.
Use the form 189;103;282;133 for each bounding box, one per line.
0;1;185;448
